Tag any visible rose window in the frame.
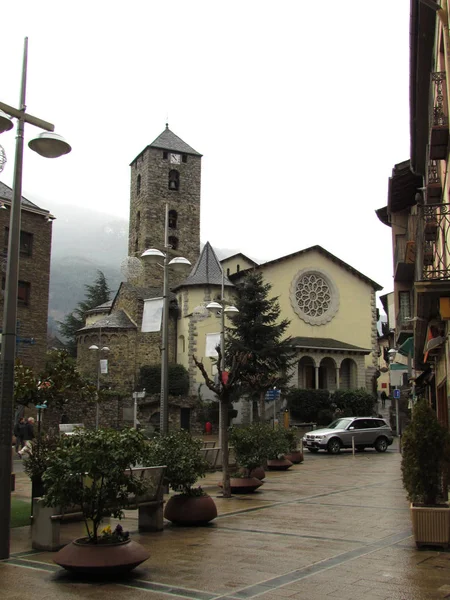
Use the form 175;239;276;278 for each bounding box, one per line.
296;274;331;317
290;269;339;325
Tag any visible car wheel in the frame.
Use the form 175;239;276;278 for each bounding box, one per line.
307;448;319;453
327;438;341;454
374;437;388;453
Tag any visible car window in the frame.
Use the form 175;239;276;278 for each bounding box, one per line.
328;418;353;429
365;419;378;428
351;420;365;430
376;419;388;428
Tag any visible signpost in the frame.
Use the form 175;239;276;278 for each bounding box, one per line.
393;387;401;447
265;388;280;428
132;390;146;429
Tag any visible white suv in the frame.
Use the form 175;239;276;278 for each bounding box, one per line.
302;417;394;454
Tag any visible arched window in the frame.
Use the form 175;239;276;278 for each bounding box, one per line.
168;236;179;250
136;174;141;195
169;210;178;229
168;170;179;191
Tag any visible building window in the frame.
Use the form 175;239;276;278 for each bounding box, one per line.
163;151;168;159
290;268;340;326
4;228;33;257
236;264;240;273
136;174;141;196
168;210;178;229
227;268;230;276
2;278;30;306
168;236;179;250
169;170;180;191
399;291;411;320
182;154;187;163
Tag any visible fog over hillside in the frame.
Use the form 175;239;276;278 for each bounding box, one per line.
47;202;254;336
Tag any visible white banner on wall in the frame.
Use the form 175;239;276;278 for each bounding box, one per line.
100;359;108;374
141;297;163;332
205;333;221;357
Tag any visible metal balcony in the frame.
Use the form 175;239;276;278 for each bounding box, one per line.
416;203;450;281
430;72;449;160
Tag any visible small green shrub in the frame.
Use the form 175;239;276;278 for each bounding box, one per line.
332;389;375;417
138;363;189;396
401;400;450;505
287;389;331;422
147;429;209;495
230;423;274;473
266;427;291;459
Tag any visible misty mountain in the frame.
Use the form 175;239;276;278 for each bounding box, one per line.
48;203;249;336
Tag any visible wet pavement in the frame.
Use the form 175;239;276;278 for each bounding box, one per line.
3;441;450;600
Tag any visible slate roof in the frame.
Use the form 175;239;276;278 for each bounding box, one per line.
85;300;113;315
77;310;136;332
115;282;176;302
291;337;371;354
173;242;234;290
130;125;202;164
0;181;50;214
221;252;259;266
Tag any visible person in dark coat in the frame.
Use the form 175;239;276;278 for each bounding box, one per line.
24;417;35;441
380;391;388;409
13;417;26;454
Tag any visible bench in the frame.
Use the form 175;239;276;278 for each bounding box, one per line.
31;465;166;552
203;441;216;449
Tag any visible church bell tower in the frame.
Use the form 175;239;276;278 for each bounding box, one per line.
128;125;202;288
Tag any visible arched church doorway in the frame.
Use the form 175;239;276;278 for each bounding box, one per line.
340;358;357;390
319;357;337;390
298;356;316;389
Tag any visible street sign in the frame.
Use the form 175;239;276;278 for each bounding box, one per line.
393;389;400;399
265;389;280;401
133;391;146;399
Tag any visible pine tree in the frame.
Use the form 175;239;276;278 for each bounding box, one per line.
226;271;293;421
58;271;111;356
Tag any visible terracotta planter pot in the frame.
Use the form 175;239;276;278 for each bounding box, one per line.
285;451;304;464
164;494;217;526
219;477;263;494
266;458;293;471
53;537;149;575
410;503;450;548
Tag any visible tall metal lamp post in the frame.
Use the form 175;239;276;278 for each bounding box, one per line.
206;267;238;448
0;37;71;559
141;203;191;434
89;343;110;429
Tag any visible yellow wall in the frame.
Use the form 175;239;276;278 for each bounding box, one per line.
260;250;375;368
221;255;256;277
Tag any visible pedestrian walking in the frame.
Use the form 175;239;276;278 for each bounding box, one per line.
24;417;35;442
13;417;26;454
380;391;387;409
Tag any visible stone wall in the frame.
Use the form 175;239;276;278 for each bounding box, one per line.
0;206;52;374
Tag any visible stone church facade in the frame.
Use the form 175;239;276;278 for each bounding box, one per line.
76;126;382;428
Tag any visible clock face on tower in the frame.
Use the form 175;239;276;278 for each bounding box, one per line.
170;153;181;164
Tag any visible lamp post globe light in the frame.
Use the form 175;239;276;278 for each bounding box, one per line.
0;37;71;559
141;203;191;435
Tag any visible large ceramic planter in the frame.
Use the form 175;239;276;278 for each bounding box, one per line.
53;537;149;575
267;458;293;471
410;503;450;548
285;451;304;464
164;494;217;525
219;477;263;494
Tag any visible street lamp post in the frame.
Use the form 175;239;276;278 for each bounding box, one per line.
0;38;71;560
89;341;110;429
141;203;191;434
206;268;238;449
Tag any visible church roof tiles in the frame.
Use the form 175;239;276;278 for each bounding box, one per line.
291;337;370;354
173;242;234;290
130;125;201;164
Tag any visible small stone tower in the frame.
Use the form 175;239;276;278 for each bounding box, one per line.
128;125;202;288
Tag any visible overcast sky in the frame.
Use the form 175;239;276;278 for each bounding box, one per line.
0;1;410;302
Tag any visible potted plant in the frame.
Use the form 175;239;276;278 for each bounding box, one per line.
227;424;272;493
22;434;59;501
42;427;153;574
149;429;217;525
401;400;450;548
266;427;293;470
283;428;304;464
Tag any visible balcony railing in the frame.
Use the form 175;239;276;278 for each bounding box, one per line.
430;72;449;160
426;159;442;200
417;203;450;280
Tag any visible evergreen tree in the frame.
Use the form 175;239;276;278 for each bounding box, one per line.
226;271;293;421
58;271;111;356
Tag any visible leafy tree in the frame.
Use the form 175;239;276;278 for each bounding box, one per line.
58;270;111;356
226;271;293;421
138;364;190;396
